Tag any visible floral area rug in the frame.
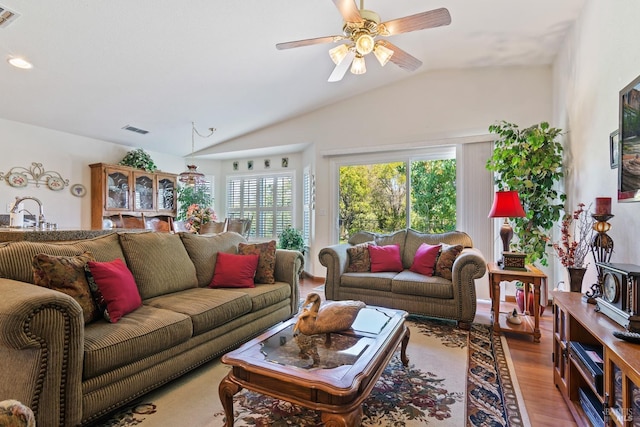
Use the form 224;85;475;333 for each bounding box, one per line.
89;317;528;427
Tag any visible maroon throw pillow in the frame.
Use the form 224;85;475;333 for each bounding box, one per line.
86;259;142;323
410;243;442;276
238;240;276;284
209;252;259;288
368;244;403;273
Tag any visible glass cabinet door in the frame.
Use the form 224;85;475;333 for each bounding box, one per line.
134;172;155;211
157;175;176;212
106;169;130;210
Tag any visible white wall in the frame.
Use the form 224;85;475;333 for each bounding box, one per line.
553;0;640;291
0;118;185;229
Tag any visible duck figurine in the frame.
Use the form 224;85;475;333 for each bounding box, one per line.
293;293;366;336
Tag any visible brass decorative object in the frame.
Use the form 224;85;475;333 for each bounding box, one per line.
585;214;615;303
0;162;69;190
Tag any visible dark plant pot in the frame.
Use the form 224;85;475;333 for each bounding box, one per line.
568;267;587;293
515;288;545;315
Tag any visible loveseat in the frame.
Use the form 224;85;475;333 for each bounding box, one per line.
319;229;486;329
0;231;303;426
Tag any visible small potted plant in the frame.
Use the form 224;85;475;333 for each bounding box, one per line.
278;226;305;253
185;204;217;233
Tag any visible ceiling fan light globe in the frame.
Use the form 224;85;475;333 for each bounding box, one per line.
373;43;394;66
350;55;366;75
329;44;350;65
355;34;375;55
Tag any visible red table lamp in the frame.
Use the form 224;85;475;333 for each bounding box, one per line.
488;190;526;253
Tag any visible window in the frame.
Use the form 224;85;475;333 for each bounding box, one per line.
302;167;312;245
227;174;293;239
338;153;456;241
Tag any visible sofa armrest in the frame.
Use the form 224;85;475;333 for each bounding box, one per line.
318;243;351;301
274;249;304;315
0;279;84;427
451;248;487;323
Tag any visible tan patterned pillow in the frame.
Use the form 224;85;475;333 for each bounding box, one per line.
32;251;99;324
346;241;376;272
238;240;276;284
434;244;463;280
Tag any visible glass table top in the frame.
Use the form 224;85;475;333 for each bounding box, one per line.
259;307;393;370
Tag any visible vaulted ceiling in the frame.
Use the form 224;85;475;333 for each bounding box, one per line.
0;0;584;158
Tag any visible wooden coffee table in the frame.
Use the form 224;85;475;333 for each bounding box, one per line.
219;305;409;426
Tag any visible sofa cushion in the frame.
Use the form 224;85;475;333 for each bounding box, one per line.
237;282;292;312
32;251;99;324
341;272;395;292
369;244;403;273
210;252;259;288
118;232;198;299
346;242;375;272
403;229;473;269
83;304;192;379
180;232;247;287
86;259;142;323
409;243;441;276
392;270;454;299
434;244;464;280
0;233;126;286
238;240;277;284
144;287;252;335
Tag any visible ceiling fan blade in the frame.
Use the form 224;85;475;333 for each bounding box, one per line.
381;7;451;36
378;41;422;71
331;0;362;23
328;50;356;82
276;35;344;50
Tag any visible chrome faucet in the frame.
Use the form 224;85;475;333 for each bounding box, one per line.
11;196;46;229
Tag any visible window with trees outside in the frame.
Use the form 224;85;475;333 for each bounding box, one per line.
227;174;293;239
339;156;456;242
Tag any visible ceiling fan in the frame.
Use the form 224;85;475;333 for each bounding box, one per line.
276;0;451;82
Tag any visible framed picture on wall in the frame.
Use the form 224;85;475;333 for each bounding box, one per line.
610;130;619;169
618;74;640;201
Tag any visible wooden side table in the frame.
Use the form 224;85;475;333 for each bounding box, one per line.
487;262;547;343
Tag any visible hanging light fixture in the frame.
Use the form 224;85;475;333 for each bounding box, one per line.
178;122;216;187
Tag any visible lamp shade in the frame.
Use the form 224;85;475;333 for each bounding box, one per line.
488;190;526;218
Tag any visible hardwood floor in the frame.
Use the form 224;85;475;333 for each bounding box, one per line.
299;278;576;426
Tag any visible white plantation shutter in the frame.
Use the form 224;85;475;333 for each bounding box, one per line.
226;173;293;239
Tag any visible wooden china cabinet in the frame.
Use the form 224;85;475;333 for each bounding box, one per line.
553;291;640;426
89;163;177;229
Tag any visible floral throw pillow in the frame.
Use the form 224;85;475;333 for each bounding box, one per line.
32;251;100;324
238;240;277;284
346;241;376;272
434;244;463;280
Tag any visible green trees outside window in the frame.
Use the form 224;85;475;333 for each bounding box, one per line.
339;159;456;242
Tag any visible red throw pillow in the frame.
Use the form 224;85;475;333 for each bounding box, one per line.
410;243;442;276
209;252;259;288
86;259;142;323
368;244;403;273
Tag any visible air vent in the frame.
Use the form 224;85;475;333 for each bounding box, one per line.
0;5;19;28
122;125;150;135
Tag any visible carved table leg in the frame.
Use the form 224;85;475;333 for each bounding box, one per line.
400;326;410;366
219;373;242;427
321;405;363;427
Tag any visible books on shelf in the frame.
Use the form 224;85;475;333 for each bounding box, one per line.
579;386;604;426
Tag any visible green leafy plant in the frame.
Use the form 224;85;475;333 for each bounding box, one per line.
278;226;305;253
119;148;157;172
177;185;213;221
486;121;566;266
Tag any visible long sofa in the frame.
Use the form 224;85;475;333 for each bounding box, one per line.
0;231;303;426
319;229;486;329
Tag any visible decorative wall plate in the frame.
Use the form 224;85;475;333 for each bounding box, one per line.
70;183;87;197
7;172;28;188
47;177;65;191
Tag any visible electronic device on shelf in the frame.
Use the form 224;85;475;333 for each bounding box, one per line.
595;262;640;331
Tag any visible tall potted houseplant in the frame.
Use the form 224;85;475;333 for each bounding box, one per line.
486;121;566;266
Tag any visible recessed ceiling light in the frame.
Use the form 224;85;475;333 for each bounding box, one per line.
8;57;32;69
